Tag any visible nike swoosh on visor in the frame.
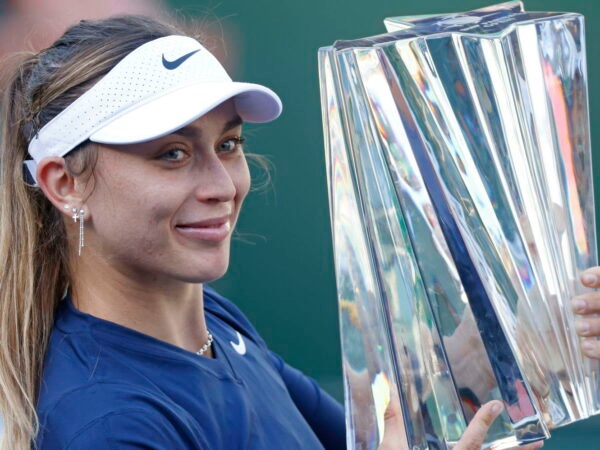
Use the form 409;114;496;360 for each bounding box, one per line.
162;49;201;70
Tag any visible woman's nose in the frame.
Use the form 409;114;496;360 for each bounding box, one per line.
192;157;237;203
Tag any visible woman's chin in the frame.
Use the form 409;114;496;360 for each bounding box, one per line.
179;261;230;284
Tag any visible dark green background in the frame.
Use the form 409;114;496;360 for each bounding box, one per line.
169;1;600;447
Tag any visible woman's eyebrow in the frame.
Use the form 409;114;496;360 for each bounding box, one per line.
173;116;243;139
222;116;243;133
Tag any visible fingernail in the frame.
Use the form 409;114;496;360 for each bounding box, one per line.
572;298;586;313
582;273;597;286
575;320;590;334
490;401;503;415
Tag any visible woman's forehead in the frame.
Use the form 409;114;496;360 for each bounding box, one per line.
103;113;244;156
173;114;244;140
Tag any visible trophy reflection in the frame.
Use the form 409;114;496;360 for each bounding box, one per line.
319;2;598;448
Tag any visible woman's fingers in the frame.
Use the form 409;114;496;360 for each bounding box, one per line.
377;395;546;449
579;339;600;359
572;292;600;315
456;401;544;450
580;268;600;289
573;268;600;359
573;267;600;315
455;401;503;450
575;316;600;337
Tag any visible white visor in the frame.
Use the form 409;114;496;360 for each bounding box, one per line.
26;35;282;182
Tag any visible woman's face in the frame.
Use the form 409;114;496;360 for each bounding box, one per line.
83;100;250;284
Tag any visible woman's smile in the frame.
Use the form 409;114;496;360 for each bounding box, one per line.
174;215;232;242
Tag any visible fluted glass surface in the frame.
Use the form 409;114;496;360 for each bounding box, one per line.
319;3;597;449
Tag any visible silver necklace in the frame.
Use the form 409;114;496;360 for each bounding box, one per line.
196;330;214;356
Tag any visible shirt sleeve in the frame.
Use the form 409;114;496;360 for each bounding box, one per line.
62;409;207;450
270;352;346;450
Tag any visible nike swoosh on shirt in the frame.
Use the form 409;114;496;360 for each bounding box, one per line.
230;331;247;355
161;49;201;70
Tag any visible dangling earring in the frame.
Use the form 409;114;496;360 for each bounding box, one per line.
64;204;86;256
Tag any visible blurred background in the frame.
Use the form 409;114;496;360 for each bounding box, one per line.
1;0;598;447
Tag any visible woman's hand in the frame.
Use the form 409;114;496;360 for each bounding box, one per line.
572;267;600;359
380;397;543;449
452;402;543;450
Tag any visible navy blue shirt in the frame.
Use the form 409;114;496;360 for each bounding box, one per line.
36;287;345;449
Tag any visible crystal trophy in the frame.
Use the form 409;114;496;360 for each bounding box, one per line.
319;2;598;448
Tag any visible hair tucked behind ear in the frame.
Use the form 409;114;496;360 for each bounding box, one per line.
0;15;196;449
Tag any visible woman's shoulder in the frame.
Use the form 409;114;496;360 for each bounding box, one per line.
37;303;206;448
36;382;207;449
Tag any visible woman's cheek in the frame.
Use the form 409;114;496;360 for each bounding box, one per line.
235;159;252;201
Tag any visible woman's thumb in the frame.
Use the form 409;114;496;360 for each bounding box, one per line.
455;401;503;450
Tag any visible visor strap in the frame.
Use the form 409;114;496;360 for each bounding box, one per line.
23;160;38;186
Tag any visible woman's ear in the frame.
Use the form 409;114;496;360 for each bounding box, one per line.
36;157;85;219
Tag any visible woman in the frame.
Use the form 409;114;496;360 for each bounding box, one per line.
0;15;542;450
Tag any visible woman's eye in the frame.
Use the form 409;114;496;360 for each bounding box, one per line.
218;137;246;153
159;148;187;161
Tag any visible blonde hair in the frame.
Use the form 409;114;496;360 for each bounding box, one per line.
0;16;191;449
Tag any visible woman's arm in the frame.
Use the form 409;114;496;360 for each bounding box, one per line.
270;352;346;450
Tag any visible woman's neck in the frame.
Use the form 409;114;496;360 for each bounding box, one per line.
69;252;212;356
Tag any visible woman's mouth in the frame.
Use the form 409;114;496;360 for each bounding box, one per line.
175;217;231;242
